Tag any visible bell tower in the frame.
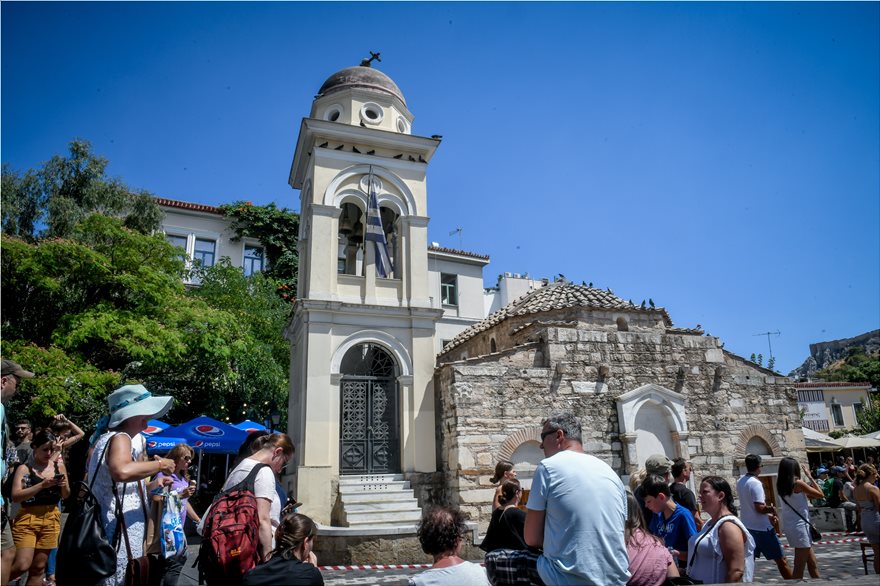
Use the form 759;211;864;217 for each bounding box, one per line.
286;58;443;524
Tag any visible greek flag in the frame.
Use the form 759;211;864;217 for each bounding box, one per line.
365;179;394;278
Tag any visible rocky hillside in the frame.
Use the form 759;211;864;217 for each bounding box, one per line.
789;329;880;380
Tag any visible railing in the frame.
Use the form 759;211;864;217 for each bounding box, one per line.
803;419;830;432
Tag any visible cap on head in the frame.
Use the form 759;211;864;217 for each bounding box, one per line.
831;466;846;475
817;467;828;475
645;454;673;476
1;359;34;379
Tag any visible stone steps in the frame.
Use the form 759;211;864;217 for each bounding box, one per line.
338;474;422;528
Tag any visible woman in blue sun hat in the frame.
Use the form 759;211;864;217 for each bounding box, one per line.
86;384;177;585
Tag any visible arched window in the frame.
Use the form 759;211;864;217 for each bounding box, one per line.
379;206;400;279
616;317;629;332
338;202;364;276
490;338;497;353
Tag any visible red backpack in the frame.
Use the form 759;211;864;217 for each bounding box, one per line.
198;463;269;585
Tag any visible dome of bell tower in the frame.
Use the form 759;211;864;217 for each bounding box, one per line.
316;65;406;106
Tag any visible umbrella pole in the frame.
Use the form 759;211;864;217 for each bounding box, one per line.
197;449;203;488
225;454;230;478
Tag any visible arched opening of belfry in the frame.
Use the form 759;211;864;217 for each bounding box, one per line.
338;343;401;474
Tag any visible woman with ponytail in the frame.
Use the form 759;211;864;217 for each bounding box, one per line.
242;512;323;585
479;479;527;553
854;464;880;574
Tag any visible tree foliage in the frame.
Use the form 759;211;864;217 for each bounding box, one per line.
816;347;880;389
1;215;290;429
1;139;162;241
219;201;299;299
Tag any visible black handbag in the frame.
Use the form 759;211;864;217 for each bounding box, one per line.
56;440;117;585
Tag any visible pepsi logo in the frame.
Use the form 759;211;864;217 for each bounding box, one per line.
194;424;224;437
195;440;204;447
244;428;259;433
143;425;162;434
148;441;157;448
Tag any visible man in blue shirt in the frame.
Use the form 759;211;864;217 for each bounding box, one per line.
485;412;630;585
642;473;697;569
1;359;34;586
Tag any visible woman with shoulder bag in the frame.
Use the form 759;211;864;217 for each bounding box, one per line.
86;385;175;586
480;479;527;554
776;457;825;580
686;476;754;584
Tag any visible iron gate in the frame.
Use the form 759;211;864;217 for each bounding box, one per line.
339;377;399;474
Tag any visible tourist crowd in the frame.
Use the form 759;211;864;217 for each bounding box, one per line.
3;358;879;586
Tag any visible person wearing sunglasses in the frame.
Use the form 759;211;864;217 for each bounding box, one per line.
152;443;199;586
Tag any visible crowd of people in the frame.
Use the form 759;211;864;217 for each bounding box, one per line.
3;358;880;586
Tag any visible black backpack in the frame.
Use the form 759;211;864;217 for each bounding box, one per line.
56;439;117;585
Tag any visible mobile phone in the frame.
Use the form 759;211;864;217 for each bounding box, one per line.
54;473;65;481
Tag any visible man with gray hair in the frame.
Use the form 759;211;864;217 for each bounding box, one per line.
486;412;630;585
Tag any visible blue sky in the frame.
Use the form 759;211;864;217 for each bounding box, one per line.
3;2;878;375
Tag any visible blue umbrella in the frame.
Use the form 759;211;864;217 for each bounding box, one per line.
142;419;169;436
144;436;188;455
233;419;268;433
152;416;249;454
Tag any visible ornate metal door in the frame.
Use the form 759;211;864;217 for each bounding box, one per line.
340;377;399;474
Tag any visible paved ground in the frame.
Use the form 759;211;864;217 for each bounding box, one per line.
175;531;876;585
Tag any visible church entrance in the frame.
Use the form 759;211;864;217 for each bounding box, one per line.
339;343;400;474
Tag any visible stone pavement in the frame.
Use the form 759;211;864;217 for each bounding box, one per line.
175;532;876;585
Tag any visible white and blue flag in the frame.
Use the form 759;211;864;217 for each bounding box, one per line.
365;178;394;278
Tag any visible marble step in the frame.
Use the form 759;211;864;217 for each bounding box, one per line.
346;509;422;525
342;490;417;503
345;500;420;512
338;479;411;493
339;474;405;485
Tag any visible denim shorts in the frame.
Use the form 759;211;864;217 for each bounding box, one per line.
749;527;784;560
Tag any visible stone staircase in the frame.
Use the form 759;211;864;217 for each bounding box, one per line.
338;474;422;528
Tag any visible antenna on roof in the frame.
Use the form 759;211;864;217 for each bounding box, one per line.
449;227;462;249
753;330;781;360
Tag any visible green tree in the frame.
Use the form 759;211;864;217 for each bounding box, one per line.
1;139;162;241
816;347;880;388
856;397;880;434
1;215;289;427
219;202;299;298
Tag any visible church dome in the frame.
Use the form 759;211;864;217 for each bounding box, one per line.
317;66;406;106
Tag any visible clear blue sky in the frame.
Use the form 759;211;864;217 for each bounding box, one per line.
3;2;878;375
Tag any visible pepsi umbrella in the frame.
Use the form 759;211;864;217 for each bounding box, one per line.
144;436;189;455
142;420;169;436
152;416;249;454
233;419;268;434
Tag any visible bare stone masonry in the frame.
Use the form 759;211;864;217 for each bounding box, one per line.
432;283;805;532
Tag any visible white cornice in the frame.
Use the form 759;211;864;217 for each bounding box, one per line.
290;118;441;189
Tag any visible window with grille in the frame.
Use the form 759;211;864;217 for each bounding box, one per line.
831;403;844;427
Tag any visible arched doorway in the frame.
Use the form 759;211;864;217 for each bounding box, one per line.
339;343;400;474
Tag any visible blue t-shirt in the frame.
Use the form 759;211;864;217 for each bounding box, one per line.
527;450;630;585
649;502;697;558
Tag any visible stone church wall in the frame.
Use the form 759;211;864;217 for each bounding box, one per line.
434;310;804;531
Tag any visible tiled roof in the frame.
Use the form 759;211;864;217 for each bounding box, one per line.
440;283;671;353
427;245;489;261
794;381;872;389
155;197;223;215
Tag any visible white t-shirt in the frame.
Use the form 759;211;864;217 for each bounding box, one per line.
408;561;490;586
687;515;755;583
223;457;281;531
528;450;630;585
736;474;771;531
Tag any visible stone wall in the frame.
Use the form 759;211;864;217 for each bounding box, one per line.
314;525;483;565
434;307;805;531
